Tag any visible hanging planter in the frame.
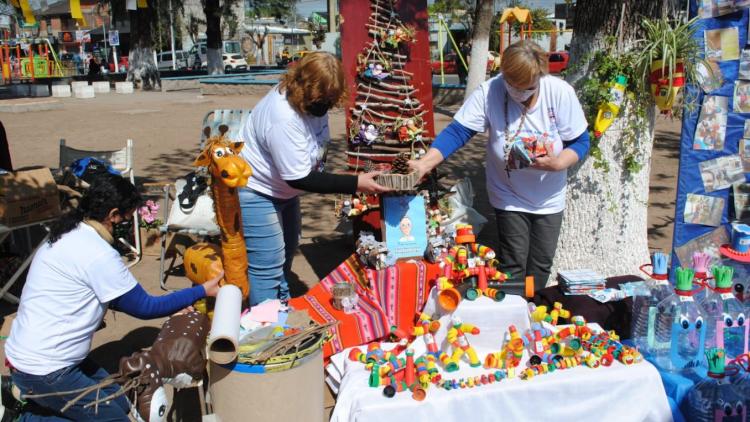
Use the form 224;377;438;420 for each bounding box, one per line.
650;59;685;113
635;17;701;115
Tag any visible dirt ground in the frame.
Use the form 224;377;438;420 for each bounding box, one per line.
0;89;681;420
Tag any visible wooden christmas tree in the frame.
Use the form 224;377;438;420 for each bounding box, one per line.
344;0;434;188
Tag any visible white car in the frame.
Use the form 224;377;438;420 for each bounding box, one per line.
222;53;247;71
157;50;189;70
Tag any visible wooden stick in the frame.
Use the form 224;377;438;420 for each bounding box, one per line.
357;82;416;97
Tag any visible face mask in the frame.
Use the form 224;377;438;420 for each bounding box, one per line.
504;79;537;103
307;101;331;117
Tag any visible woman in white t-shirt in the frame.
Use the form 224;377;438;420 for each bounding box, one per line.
5;174;221;420
240;52;388;306
410;40;590;292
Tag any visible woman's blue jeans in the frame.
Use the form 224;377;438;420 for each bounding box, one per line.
239;188;301;306
11;358;130;421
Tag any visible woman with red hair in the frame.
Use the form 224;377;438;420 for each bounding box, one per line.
239;52;388;305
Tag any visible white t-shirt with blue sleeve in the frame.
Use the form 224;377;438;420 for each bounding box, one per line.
454;75;588;214
5;223;137;375
240;85;330;199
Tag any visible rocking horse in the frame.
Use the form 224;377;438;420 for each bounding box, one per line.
46;312;211;422
183;129;252;298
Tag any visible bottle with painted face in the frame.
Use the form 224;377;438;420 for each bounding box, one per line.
631;251;673;356
681;349;746;422
701;266;748;363
653;267;707;372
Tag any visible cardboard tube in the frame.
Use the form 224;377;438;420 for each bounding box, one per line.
208;285;242;364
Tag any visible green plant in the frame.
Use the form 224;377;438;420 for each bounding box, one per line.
633;17;702;96
568;37;650;173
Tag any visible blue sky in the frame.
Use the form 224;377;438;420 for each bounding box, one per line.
294;0;562;19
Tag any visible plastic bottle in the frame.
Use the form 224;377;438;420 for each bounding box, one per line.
593;75;627;138
729;364;750;414
680;349;746;422
653;267;707;372
631;252;673;356
700;266;749;363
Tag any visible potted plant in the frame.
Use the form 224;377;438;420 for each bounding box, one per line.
635;17;701;113
138;199;163;256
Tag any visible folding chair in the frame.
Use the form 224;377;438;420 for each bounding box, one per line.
157;109;251;290
200;109;251;148
58;138;142;267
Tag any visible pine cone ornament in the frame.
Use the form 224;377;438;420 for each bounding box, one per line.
391;153;411;174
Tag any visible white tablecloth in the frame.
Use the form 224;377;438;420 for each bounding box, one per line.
328;295;672;422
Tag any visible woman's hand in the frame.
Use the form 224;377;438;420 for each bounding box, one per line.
357;172;391;193
532;144;579;172
202;271;224;297
408;159;432;180
532;155;565;172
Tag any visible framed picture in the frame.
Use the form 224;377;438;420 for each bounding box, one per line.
381;194;428;260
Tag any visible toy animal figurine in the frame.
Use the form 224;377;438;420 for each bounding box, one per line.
117;311;210;422
441;316;481;372
183;133;253;298
58;312;211;422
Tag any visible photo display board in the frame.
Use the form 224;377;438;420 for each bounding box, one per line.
671;2;750;277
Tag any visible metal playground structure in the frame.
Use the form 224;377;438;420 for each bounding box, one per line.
0;34;65;84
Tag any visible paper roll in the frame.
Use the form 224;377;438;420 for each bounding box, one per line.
208;285;242;364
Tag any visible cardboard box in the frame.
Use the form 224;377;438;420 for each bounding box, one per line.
0;167;61;227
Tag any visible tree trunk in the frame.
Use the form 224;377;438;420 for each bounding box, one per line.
551;0;667;284
464;0;493;99
204;0;224;75
127;7;161;91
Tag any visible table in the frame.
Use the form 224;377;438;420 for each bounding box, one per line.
327;297;671;422
0;219;53;304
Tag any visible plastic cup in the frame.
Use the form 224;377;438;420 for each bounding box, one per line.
438;288;461;312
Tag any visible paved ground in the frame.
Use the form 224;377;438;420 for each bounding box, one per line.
0;88;681;420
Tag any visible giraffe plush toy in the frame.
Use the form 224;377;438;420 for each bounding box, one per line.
185;133;252;298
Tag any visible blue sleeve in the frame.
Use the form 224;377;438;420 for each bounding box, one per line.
109;284;206;320
562;129;590;161
432;120;477;159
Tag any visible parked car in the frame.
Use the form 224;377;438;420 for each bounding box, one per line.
108;56;129;73
547;51;569;74
223;53;248;71
430;52;495;75
188;40;244;70
157;50;189;70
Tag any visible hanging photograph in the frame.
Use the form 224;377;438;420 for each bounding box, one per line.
674;226;729;267
740;138;750;171
684;193;725;226
745;120;750;139
696;61;724;92
693;95;728;150
699;154;745;192
741;49;750;80
734;80;750;112
381;194;428;260
704;27;740;61
734;183;750;221
698;0;745;18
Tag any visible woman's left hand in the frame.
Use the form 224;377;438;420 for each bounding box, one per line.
532;155;564;171
532;143;578;172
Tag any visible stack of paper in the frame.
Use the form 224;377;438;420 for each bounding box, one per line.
558;269;607;295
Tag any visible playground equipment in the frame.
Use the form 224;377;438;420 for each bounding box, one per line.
0;36;65;84
498;7;533;54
